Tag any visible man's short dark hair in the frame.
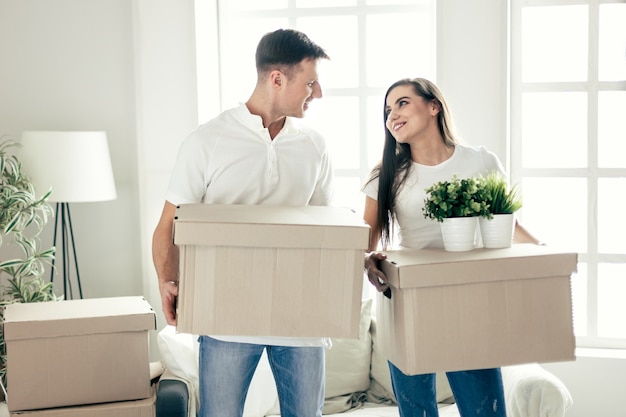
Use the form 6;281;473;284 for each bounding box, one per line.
255;29;330;74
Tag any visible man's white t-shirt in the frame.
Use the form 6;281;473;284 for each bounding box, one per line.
362;144;504;250
166;103;334;347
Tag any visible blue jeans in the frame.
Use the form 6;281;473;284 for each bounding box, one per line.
388;361;506;417
197;336;325;417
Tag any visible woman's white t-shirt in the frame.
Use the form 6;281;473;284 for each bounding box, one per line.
362;145;504;249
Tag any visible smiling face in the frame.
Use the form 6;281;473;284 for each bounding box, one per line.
384;84;440;144
277;58;323;119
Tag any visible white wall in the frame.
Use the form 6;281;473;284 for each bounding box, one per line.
0;0;142;298
0;0;199;360
1;1;623;414
132;0;200;356
543;351;626;417
436;0;508;167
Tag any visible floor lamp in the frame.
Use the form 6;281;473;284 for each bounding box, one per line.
20;131;117;299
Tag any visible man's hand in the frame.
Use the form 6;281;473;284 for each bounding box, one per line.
159;280;179;326
153;201;180;326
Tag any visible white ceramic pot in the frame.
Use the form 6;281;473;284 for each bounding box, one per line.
440;217;478;252
479;213;515;248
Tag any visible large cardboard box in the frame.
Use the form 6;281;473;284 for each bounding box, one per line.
173;204;370;338
4;296;156;412
377;244;577;375
9;388;156;417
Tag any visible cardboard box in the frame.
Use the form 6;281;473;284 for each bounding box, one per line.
4;296;156;412
173;204;370;338
377;244;577;375
9;387;156;417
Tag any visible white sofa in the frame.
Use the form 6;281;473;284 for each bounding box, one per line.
157;299;573;417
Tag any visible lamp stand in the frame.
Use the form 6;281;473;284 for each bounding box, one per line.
50;202;83;299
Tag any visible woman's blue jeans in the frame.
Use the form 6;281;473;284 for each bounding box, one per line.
389;361;507;417
197;336;325;417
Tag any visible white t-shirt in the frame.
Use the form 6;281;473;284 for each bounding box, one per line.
166;103;334;347
362;144;504;250
167;103;334;207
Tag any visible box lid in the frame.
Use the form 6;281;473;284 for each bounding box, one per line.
3;296;156;341
381;244;578;289
173;204;370;250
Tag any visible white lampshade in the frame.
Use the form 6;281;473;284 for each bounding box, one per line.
20;131;117;203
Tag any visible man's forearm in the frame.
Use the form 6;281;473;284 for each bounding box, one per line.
152;226;180;284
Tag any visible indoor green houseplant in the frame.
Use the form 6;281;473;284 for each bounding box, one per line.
481;171;522;218
0;138;59;392
423;175;490;251
478;172;523;248
422;174;490;222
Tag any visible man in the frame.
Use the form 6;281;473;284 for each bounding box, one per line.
152;29;332;417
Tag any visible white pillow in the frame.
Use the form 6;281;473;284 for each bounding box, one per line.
501;363;573;417
157;326;198;386
325;298;373;398
322;299;373;414
157;326;279;417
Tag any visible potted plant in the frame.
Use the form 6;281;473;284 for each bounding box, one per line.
0;138;60;394
423;174;490;252
478;172;523;248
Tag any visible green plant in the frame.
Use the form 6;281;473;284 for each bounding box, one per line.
423;174;490;222
481;171;522;218
0;138;59;391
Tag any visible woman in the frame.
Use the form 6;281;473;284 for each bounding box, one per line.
362;78;540;417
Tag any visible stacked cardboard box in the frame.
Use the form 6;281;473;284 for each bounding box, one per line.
377;244;578;375
173;204;371;339
7;392;156;417
3;296;157;416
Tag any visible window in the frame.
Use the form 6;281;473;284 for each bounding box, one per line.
510;0;626;347
196;0;437;213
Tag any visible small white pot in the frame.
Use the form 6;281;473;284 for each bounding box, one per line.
479;213;515;248
440;217;478;252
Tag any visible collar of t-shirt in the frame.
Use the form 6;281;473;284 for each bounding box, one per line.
233;103;298;139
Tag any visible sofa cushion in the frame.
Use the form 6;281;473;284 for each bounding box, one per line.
323;298;373;413
368;319;454;404
502;364;573;417
325;298;373;397
157;327;198;386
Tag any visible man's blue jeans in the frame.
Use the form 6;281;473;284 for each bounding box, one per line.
389;361;507;417
197;336;325;417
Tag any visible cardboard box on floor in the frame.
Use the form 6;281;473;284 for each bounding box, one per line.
377;244;578;375
4;296;156;412
173;204;370;339
9;387;156;417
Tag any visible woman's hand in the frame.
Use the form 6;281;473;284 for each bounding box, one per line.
365;251;390;293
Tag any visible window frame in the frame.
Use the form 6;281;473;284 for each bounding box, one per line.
195;0;437;214
509;0;626;349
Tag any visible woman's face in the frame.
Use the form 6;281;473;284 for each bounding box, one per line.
384;84;438;144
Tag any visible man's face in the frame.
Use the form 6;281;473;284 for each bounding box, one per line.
278;58;323;118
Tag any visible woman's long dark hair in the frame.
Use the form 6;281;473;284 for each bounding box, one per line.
366;78;459;249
